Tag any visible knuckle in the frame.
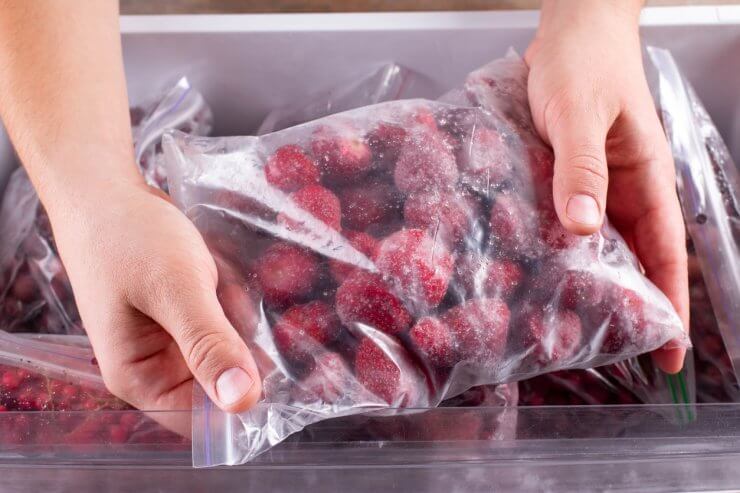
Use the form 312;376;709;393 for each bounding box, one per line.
180;326;231;377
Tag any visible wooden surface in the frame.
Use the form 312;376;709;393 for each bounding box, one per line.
120;0;739;14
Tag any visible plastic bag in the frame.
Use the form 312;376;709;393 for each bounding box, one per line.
648;46;740;400
257;63;413;135
0;78;213;335
166;52;687;466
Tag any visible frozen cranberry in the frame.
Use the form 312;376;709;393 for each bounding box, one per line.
514;305;583;367
442;298;510;364
354;338;401;404
254;242;321;307
273;300;342;367
394;130;458;194
366;123;407;170
375;229;454;312
329;231;380;284
452;252;524;302
264;144;321;192
403;189;483;248
311;125;373;184
409;317;457;368
459;126;514;196
338;182;402;233
336;271;412;336
277;184;342;231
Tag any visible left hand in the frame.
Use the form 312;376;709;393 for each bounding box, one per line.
526;0;688;373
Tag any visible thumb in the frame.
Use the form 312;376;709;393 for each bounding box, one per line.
137;270;262;414
547;103;611;235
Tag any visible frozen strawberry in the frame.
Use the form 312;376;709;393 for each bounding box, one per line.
273;300;342;367
354;337;402;404
452;252;523;301
277;184;342;231
375;229;454;312
414;410;483;440
294;352;353;405
329;231;380;284
515;305;583;367
366;123;407;170
442;298;509;364
489;193;542;259
264;144;321;192
338;182;402;232
409;317;457;368
254;242;321;307
526;145;555;186
537;208;583;251
394;130;459;194
311;126;373;184
459;126;514;197
336;271;412;335
557;269;609;310
403;189;483;247
435;107;476;155
600;287;648;354
11;273;37;303
409;107;439;132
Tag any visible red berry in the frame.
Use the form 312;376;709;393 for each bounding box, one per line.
329;231;380;284
488;193;542;259
452;252;523;301
264;144;320;192
11;273;37;302
108;425;129;444
375;229;454;312
537;208;583;251
277;184;342;232
273;301;343;367
354;338;401;404
600;287;648;354
557;269;609;310
1;371;20;391
338;182;402;233
394;130;458;194
366;123;407;170
442;298;510;364
254;243;321;307
459;126;514;196
336;271;412;336
525;145;555;186
119;412;140;431
409;317;457;368
403;189;483;247
515;305;583;367
293;352;352;405
311;126;373;184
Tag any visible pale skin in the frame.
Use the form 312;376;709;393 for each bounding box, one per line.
0;0;687;415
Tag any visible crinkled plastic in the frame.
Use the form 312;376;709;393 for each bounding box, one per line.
257;63;413;135
0;78;213;335
165;52;688;466
648;46;740;399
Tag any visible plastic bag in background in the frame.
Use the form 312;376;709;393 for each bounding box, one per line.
0;78;213;335
166;52;687;466
648;47;740;398
257;63;413;135
0;331;188;448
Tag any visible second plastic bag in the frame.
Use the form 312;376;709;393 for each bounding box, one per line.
165;53;688;466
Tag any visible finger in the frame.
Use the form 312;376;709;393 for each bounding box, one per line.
547;97;612;235
132;267;262;414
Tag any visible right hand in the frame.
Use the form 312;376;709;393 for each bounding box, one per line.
46;177;262;413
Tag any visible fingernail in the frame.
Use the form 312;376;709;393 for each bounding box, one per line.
216;367;252;406
566;194;601;226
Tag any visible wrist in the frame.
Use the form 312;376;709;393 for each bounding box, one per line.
537;0;642;39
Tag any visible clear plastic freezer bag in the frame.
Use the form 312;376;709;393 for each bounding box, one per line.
167;52;688;467
649;47;740;401
0;77;213;335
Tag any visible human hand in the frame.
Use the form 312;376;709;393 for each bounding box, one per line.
526;0;688;373
44;178;263;413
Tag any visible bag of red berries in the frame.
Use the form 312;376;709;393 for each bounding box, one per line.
0;78;213;335
649;47;740;402
166;52;688;466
